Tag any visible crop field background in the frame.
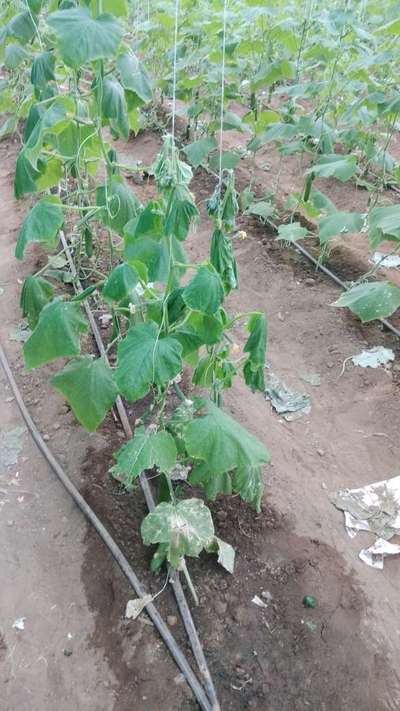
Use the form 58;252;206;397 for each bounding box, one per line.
0;1;400;710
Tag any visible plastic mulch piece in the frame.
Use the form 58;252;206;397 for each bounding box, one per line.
352;346;394;369
369;252;400;269
331;475;400;569
265;373;311;420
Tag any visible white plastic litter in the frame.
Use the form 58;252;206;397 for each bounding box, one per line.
369;252;400;269
331;475;400;569
125;594;153;620
12;617;26;630
351;346;394;369
252;595;268;608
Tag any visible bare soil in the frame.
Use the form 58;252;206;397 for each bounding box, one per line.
1;126;400;711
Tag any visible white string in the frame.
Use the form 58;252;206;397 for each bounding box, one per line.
218;0;228;195
171;0;180;142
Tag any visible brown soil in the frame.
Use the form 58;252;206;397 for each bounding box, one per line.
1;125;400;711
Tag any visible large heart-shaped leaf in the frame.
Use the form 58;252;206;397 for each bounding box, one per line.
96;177;141;236
117;51;153;104
333;282;400;322
102;263;139;303
141;498;215;568
20;276;54;329
319;211;364;245
101;75;129;140
116;321;182;401
50;356;118;432
184;400;270;475
16;197;64;260
24;298;88;369
368;205;400;247
111;427;177;488
8;12;37;44
183;264;224;315
183;137;217;168
47;8;122;68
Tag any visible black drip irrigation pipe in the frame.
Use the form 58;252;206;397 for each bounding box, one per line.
0;341;212;711
293;240;400;340
59;234;220;711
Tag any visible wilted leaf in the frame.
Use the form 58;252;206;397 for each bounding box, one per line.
111;427;176;487
23;298;88;369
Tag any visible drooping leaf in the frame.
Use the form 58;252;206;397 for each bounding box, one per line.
333;282;400;322
210;228;238;293
243;312;267;392
277;222;308;242
14;150;42;199
15;197;64;260
116;321;182;401
182;264;224;315
232;465;264;512
125;234;185;284
308;154;358;182
100;75;129;140
164;184;199;241
141;498;215;568
117;51;152;105
111;427;177;488
24;96;74;169
47;8;122;68
20;275;54;329
189;461;233;500
184;400;270;475
319;211;364;245
5;43;30;70
31;51;56;87
102;263;139;303
206;536;235;574
50;356;118;431
183;137;217;168
23;298;88;369
96;176;141;235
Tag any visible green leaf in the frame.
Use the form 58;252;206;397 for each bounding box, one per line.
101;75;129;141
183;264;224;315
35;158;63;191
247;201;275;221
31;51;56;87
47;8;122;68
14;150;42;199
110;427;177;488
15;197;64;260
24;97;74;169
183;137;217;168
189;461;232;500
50;356;118;431
243;312;267;392
8;12;36;44
184;400;270;475
277;222;308;242
141;498;214;568
117;51;152;104
209;151;241;171
232;465;264;512
164;184;199;241
210;228;238;293
102;263;139;303
116;321;182;401
96;177;141;236
90;0;128;16
20;275;54;329
5;44;30;70
319;211;364;245
333;282;400;322
23;298;88;369
206;536;235;574
368;205;400;247
309;154;357;182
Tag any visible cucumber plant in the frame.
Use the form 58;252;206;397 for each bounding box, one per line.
1;0;270;574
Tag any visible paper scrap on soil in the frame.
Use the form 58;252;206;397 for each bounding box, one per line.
352;347;394;369
0;427;26;470
331;475;400;569
125;594;153;620
265;373;311;420
369;252;400;269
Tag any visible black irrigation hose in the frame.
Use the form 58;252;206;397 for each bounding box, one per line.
0;340;212;711
293;240;400;340
59;234;220;711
